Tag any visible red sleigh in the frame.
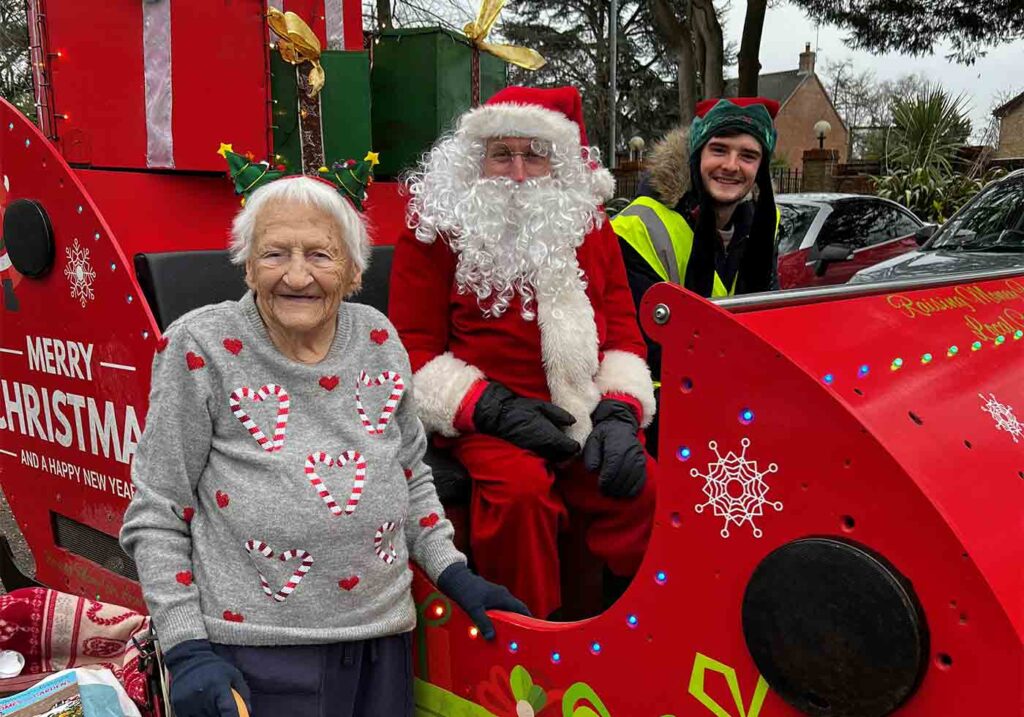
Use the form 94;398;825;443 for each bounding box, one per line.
0;1;1021;715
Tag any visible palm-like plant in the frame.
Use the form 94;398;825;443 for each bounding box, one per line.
885;83;972;174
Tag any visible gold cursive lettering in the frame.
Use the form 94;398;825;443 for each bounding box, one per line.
963;308;1024;342
887;292;974;318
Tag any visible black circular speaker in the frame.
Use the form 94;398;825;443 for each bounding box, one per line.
3;198;55;278
742;538;928;717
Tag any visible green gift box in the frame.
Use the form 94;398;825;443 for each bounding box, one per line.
371;28;507;178
271;50;372;172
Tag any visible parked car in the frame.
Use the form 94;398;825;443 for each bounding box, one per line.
849;169;1024;284
776;194;928;288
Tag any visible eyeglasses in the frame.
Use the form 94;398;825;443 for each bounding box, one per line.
484;140;552;168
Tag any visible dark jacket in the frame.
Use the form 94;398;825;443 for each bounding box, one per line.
617;126;779;381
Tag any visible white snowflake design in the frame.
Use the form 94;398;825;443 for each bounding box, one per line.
63;237;96;307
979;393;1022;444
691;438;782;538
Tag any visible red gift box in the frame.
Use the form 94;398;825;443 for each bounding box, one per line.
35;0;361;173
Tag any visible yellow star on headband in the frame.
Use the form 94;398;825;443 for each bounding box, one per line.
363;151;380;167
217;142;234;158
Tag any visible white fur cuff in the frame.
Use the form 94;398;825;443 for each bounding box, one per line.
413;353;485;437
595;350;657;428
459;103;580;154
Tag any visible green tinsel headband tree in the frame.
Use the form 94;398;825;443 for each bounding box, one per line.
218;143;379;211
317;151;379;211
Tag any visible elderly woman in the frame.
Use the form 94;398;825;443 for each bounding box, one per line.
121;176;527;717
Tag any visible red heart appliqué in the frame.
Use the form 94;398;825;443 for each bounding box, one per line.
176;571;193;586
223;338;243;355
319;375;340;391
223;610;245;623
419;513;440;528
338;576;360;591
370;329;389;345
181;506;195;523
403;468;413;480
156;337;169;353
216;491;229;509
186;352;205;371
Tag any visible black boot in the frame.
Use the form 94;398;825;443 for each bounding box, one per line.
602;566;633;609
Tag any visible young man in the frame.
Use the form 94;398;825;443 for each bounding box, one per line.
389;86;657;619
611;97;781;454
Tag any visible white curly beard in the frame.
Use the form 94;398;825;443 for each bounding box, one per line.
406;135;609;320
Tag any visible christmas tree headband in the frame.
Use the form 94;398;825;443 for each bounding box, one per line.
217;142;380;212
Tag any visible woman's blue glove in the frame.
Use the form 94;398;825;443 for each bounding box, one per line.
165;639;251;717
437;562;531;640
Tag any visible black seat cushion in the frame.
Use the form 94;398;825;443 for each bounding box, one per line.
134;245;395;330
134;250;246;331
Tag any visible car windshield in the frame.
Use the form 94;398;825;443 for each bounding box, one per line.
776;203;820;254
929;176;1024;252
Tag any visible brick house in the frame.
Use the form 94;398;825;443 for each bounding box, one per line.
726;44;848;171
993;91;1024;159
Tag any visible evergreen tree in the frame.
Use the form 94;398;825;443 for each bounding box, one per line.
790;0;1023;64
499;0;682;159
0;0;33;118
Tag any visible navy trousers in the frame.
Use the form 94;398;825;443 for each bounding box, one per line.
211;633;413;717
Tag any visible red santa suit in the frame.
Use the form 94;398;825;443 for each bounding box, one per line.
390;87;658;617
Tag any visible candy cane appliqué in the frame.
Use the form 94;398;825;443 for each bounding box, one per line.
244;540;313;602
229;384;290;452
304;451;366;516
355;371;404;436
374;521;401;565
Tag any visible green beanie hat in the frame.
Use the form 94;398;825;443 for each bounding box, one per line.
689;98;778;157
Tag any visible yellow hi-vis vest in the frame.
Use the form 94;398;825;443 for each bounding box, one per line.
611;196;780;298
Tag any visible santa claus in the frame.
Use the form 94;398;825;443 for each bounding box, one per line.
390;86;657;618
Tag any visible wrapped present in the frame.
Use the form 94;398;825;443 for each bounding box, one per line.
34;0;362;172
370;28;509;178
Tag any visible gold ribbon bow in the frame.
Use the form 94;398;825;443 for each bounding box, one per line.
463;0;546;71
267;8;325;98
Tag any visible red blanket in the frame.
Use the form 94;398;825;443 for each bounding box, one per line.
0;588;150;708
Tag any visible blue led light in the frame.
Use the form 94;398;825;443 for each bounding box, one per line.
590;642;602;655
677;446;691;461
551;652;561;664
627;614;638;628
858;364;870;377
655;570;667;585
508;641;519;653
823;373;834;385
739;408;754;425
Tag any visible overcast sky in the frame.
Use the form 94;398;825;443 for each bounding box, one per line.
725;2;1024;139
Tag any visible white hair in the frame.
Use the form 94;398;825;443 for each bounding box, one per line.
229;176;371;271
405;132;610;319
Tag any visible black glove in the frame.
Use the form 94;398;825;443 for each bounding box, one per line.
165;639;250;717
437;562;531;640
583;399;647;499
473;382;579;461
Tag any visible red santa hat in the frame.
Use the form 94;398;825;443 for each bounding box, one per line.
457;86;615;200
459;86;591;151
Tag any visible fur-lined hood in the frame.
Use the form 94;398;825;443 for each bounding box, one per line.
644;125;692;207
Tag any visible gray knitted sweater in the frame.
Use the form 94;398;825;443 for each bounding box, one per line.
120;293;464;650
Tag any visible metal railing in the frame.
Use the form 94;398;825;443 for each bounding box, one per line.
713;267;1024;314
